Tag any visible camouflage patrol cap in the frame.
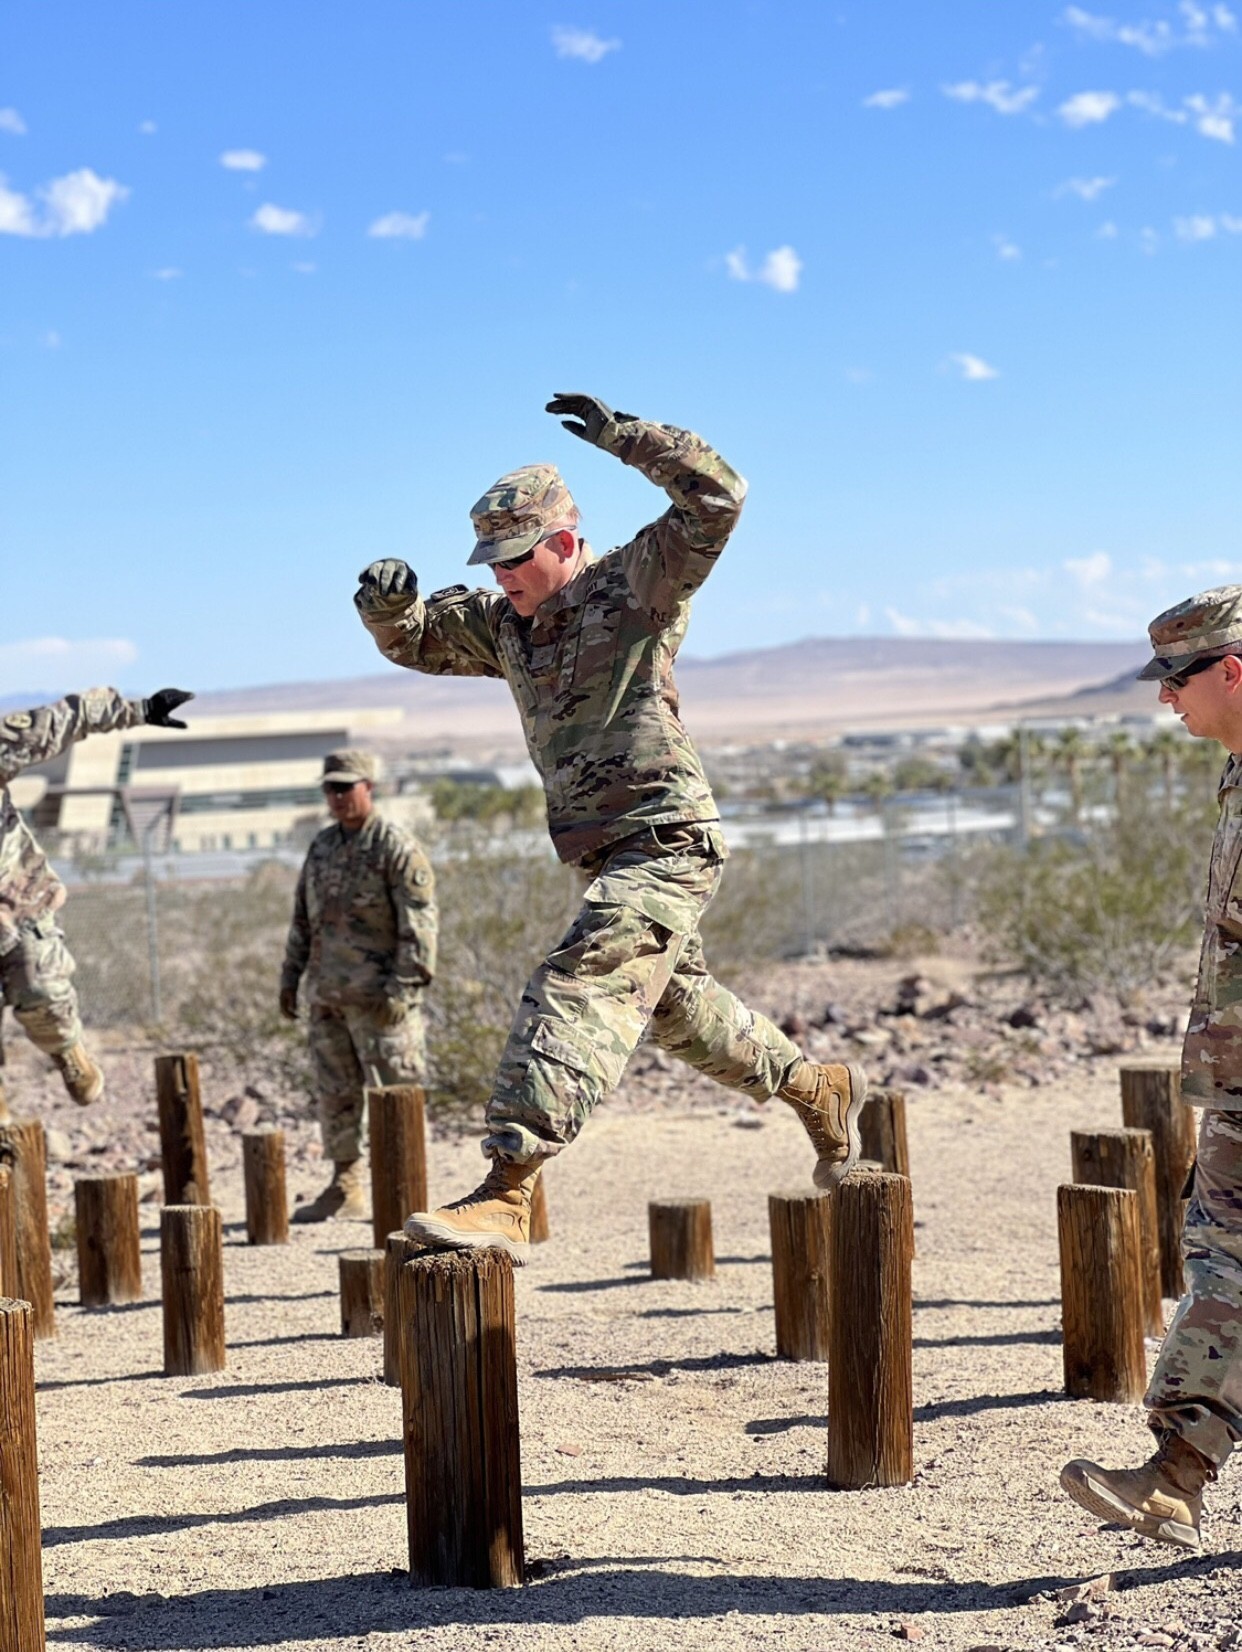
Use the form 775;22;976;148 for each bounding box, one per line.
467;463;579;567
1137;585;1242;680
322;749;378;784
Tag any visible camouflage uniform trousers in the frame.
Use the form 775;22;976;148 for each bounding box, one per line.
483;826;802;1163
0;915;82;1057
307;1000;428;1162
1146;1107;1242;1469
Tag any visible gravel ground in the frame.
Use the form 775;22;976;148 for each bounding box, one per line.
17;1032;1241;1652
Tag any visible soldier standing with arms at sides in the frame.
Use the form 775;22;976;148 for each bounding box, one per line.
353;392;867;1262
280;750;437;1222
1063;586;1242;1550
0;686;193;1112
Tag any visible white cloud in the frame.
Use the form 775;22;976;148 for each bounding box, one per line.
367;210;430;240
0;108;26;136
1058;89;1123;125
725;244;803;292
138;120;157;136
43;330;61;349
1062;2;1238;52
1174;211;1242;238
948;352;1000;381
1140;224;1161;251
1185;91;1237;140
1127;89;1187;121
993;234;1022;260
1065;550;1113;586
250;202;316;237
884;607;995;639
551;26;620;64
150;266;183;280
1097;218;1120;236
863;88;910;109
292;260;317;274
943;80;1040;115
0;637;139;694
220;148;267;172
0;167;128;238
1057;174;1117;200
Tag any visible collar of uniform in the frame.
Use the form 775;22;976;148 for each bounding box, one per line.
337;809;382;844
1221;752;1242;797
532;541;596;627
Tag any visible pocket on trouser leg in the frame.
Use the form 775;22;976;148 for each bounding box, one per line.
486;1014;631;1156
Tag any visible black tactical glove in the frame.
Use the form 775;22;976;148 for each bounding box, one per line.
545;392;637;446
355;559;418;615
143;688;194;729
278;985;299;1022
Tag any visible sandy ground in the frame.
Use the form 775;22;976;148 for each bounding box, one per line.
24;1058;1242;1652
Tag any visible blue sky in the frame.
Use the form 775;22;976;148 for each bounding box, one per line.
2;1;1240;695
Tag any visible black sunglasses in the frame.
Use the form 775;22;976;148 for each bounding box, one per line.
493;547;536;573
1161;655;1227;691
323;780;362;795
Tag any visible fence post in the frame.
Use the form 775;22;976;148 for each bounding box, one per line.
0;1123;54;1341
242;1129;289;1246
0;1168;17;1300
383;1230;420;1386
339;1249;385;1337
74;1173;143;1307
367;1086;428;1252
1070;1128;1163;1337
160;1205;226;1377
648;1200;714;1282
1057;1184;1146;1403
1119;1062;1196;1299
768;1191;832;1361
0;1298;45;1650
859;1088;910;1177
155;1053;211;1207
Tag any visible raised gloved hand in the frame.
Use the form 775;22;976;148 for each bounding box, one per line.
545;392;637;446
375;992;408;1028
278;985;299;1022
143;688;194;729
355;559;418;615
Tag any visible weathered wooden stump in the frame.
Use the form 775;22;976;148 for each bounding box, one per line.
0;1122;54;1340
155;1052;211;1207
768;1191;832;1361
397;1248;524;1588
529;1172;550;1245
339;1248;385;1337
648;1199;715;1282
1057;1183;1146;1402
242;1129;289;1246
0;1298;45;1649
160;1205;225;1377
74;1173;142;1308
1071;1127;1163;1337
384;1230;421;1385
859;1087;911;1177
826;1171;914;1489
0;1168;17;1301
368;1085;427;1251
1120;1062;1196;1299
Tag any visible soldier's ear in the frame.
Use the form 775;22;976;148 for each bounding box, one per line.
552;530;577;561
1224;656;1242;692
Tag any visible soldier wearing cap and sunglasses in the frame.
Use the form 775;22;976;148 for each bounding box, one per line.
353;392;867;1261
1062;586;1242;1551
279;750;437;1221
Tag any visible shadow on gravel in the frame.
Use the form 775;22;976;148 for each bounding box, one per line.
537;1276;648;1294
181;1375;378;1399
744;1391;1070;1434
45;1553;1238;1646
136;1439;401;1468
535;1351;774;1380
37;1370;164;1392
43;1493;404;1548
914;1298;1060;1311
913;1330;1061;1349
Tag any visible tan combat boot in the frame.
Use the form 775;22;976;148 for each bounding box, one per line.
777;1060;867;1189
52;1042;105;1106
403;1158;541;1264
1060;1434;1212;1551
291;1158;367;1223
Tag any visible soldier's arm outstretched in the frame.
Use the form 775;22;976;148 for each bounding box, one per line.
354;558;504;678
545;391;749;621
0;685;194;785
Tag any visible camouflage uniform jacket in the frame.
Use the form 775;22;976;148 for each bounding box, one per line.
280;811;437;1009
360;419;747;866
0;689;144;950
1183;751;1242;1107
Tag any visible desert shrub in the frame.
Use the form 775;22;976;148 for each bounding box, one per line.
977;793;1216;1002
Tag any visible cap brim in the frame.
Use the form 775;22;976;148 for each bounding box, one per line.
467;525;545;568
1136;657;1169;681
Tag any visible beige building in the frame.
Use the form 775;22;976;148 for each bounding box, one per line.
11;707;410;854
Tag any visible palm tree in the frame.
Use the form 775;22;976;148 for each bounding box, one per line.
1147;727;1183;807
1106;729;1134;808
1055;727;1088;823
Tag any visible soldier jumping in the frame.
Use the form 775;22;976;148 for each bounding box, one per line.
0;686;193;1110
1062;585;1242;1551
354;392;867;1262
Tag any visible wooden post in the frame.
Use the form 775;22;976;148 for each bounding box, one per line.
160;1205;225;1377
0;1123;54;1341
242;1129;289;1246
529;1172;550;1245
826;1171;914;1489
384;1230;421;1386
1057;1184;1146;1403
1120;1062;1197;1299
398;1249;524;1588
1071;1128;1163;1337
648;1200;715;1282
768;1191;832;1361
339;1249;385;1337
0;1169;17;1301
368;1085;427;1251
74;1173;142;1308
155;1052;211;1207
859;1087;910;1177
0;1299;45;1650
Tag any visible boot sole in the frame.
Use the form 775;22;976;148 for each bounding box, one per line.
1059;1460;1200;1551
403;1213;530;1266
812;1064;869;1191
